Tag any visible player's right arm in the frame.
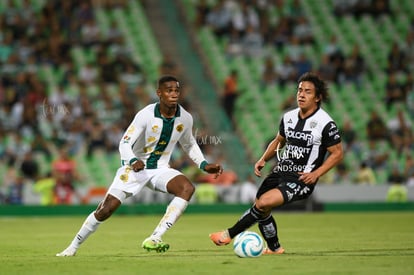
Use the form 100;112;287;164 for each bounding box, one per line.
254;134;286;177
119;112;145;170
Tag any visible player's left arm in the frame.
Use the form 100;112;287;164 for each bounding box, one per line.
299;142;344;184
299;120;344;184
179;116;223;178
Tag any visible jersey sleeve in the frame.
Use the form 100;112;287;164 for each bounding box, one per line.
321;121;342;147
119;112;145;165
178;115;206;168
278;117;285;137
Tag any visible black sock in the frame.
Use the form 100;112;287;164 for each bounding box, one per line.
258;215;281;251
228;206;263;238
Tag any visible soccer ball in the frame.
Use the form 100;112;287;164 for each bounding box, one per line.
233;231;264;258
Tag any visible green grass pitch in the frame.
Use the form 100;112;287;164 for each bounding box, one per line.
1;212;413;275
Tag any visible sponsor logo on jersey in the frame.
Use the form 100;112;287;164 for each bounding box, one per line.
328;128;339;137
122;135;131;143
286;128;313;146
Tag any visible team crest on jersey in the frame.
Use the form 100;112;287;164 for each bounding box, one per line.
310;120;317;128
152;125;159;133
176;123;184;132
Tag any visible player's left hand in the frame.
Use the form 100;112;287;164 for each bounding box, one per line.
298;172;318;185
204;163;223;179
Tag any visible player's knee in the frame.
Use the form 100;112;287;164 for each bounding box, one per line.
255;200;272;213
95;200;119;221
167;175;195;200
95;207;113;221
175;182;195;201
183;182;195;199
255;195;280;213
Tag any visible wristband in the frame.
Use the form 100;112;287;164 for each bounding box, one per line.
200;160;208;171
129;158;139;166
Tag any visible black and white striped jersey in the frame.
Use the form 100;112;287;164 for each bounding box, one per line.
275;107;341;177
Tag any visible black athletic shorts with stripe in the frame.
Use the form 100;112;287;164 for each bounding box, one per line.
256;172;315;205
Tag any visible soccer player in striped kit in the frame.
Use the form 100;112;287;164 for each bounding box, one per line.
210;72;343;254
57;76;223;256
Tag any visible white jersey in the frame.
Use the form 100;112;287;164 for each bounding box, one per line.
119;103;206;169
276;107;341;177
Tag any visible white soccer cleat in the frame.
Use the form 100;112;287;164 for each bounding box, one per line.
56;246;77;257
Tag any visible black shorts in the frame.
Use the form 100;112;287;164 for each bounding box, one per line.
256;172;315;205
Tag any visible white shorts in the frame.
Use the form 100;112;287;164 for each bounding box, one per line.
107;166;182;203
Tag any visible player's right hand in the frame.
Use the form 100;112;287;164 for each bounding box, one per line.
131;160;145;172
204;163;223;179
254;159;265;177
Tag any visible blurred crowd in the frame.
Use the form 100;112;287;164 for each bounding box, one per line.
0;0;143;205
0;0;240;205
195;0;372;89
195;0;414;193
1;0;413;205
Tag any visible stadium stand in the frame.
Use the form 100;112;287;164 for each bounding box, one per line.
179;0;414;183
1;0;413;205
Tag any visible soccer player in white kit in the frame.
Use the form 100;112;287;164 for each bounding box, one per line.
56;76;223;256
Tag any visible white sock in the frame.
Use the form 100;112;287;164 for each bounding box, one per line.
151;197;188;239
69;212;102;249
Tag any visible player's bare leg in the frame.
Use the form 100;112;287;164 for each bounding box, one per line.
56;194;121;256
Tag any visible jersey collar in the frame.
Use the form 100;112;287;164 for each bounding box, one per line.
154;103;181;119
298;106;320;120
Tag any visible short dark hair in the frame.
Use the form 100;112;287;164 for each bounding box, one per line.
298;72;329;106
158;75;179;88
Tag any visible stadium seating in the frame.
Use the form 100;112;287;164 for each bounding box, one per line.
181;0;414;182
1;0;413;193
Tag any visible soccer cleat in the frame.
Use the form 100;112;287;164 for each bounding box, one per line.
262;246;285;255
56;246;77;257
209;230;231;246
142;237;170;253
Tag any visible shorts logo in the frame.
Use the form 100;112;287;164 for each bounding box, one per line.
299;186;311;196
286;190;293;201
120;174;128;182
120;167;132;182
